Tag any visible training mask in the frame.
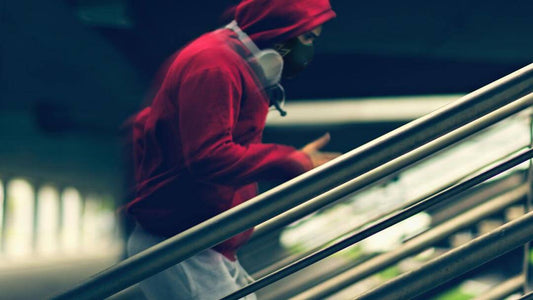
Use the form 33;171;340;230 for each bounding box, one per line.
276;38;315;79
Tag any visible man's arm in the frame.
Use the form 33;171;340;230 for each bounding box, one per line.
177;66;316;186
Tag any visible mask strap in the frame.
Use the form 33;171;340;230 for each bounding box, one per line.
225;21;287;117
225;21;261;56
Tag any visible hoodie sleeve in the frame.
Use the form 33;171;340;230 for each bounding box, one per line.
177;66;313;186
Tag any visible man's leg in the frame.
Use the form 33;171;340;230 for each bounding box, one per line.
127;225;256;300
126;225;195;299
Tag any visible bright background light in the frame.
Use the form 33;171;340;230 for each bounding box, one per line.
36;186;60;256
5;179;34;257
0;180;4;248
61;187;82;253
82;194;117;252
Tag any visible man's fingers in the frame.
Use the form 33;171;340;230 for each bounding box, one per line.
322;152;342;160
316;152;342;165
304;133;331;151
307;151;343;168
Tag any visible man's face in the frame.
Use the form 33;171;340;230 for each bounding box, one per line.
297;25;322;46
275;25;323;79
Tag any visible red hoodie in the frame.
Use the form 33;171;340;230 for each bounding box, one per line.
126;0;336;260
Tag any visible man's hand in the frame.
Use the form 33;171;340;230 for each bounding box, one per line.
301;133;342;168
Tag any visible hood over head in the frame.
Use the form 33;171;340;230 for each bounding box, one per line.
234;0;336;49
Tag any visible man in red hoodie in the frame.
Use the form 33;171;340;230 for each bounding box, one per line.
126;0;337;299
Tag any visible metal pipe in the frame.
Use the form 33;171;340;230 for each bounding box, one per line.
251;93;533;241
255;158;523;284
475;276;523;300
53;64;533;300
222;148;533;300
356;210;533;300
519;291;533;300
267;174;523;299
294;185;528;299
523;112;533;293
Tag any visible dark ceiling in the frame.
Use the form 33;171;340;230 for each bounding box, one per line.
2;0;532;135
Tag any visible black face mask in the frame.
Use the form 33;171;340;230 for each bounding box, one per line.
276;38;315;79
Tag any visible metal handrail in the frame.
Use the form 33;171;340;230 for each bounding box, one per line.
294;185;528;299
53;64;533;300
229;97;533;298
357;210;533;300
252;93;533;240
475;276;523;300
254;174;524;299
222;148;533;299
254;161;524;287
519;291;533;300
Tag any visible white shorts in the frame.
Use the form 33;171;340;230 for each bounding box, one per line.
127;224;258;300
